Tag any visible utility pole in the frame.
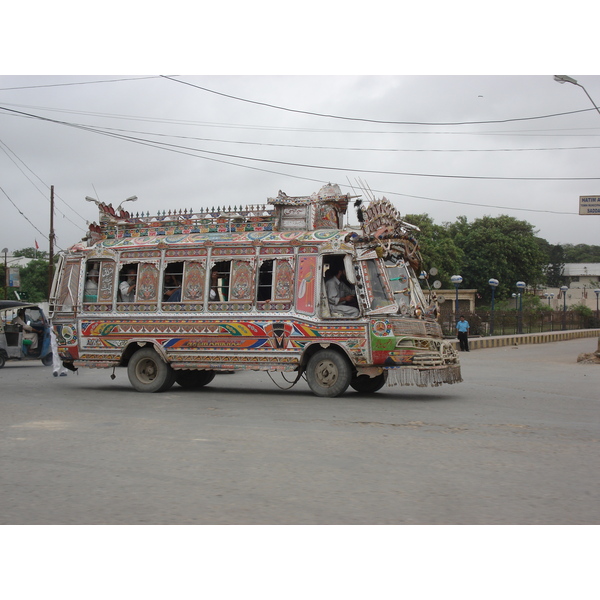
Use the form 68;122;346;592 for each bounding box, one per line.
48;185;55;299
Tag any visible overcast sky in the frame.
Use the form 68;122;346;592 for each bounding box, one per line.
2;3;600;263
2;73;599;257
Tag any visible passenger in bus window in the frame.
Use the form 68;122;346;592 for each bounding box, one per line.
209;269;218;300
325;263;359;317
119;266;137;302
84;269;99;301
209;262;229;301
163;274;182;302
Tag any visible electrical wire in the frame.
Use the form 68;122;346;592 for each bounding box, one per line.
0;185;58;247
0;76;161;92
0;139;88;229
8;116;600;153
160;75;600;126
3;105;599;182
4;100;600;138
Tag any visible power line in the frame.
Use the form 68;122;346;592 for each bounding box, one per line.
5;100;600;138
0;139;88;229
3;105;599;182
9;118;599;154
0;104;586;219
0;76;160;92
160;75;599;126
0;185;61;249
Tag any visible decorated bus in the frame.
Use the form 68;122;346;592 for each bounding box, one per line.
49;183;461;396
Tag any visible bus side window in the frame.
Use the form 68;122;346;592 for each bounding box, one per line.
257;260;273;301
84;262;100;302
209;261;231;301
118;264;138;302
56;260;80;312
163;262;184;302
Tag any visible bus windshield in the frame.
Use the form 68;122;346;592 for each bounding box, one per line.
384;257;427;314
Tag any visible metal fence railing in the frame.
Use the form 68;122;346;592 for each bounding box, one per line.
440;308;600;337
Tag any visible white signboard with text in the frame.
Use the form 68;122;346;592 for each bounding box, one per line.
579;196;600;215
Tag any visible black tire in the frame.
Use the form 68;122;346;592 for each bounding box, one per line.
0;355;5;369
350;372;387;394
175;370;216;389
306;349;352;397
41;353;54;367
127;348;175;393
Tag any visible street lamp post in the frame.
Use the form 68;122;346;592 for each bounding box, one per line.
554;75;600;117
489;278;499;336
560;285;569;330
516;281;526;334
450;275;463;317
594;289;600;323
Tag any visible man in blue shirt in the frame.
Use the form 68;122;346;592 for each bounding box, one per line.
456;315;470;352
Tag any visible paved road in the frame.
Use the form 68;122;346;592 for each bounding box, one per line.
1;338;599;524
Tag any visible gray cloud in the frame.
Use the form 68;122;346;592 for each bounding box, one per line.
1;74;599;254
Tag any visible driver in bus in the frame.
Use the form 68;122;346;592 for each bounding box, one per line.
325;264;359;317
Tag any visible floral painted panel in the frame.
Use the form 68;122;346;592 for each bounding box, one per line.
230;260;254;301
274;259;294;301
313;203;340;229
137;263;159;302
183;261;206;302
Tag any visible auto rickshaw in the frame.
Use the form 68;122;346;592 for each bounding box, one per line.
0;300;53;368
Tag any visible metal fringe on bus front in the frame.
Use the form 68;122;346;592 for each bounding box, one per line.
385;365;463;387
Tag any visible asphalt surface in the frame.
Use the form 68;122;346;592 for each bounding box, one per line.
1;338;599;524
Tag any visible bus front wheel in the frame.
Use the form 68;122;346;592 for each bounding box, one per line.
306;349;352;397
127;348;175;393
350;372;387;393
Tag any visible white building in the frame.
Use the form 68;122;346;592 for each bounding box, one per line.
561;263;600;288
540;263;600;311
3;255;35;269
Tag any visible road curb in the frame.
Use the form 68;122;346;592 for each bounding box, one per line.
450;328;600;351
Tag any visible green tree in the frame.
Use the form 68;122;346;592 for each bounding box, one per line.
17;259;51;302
562;244;600;263
545;243;566;287
447;214;547;303
14;246;49;260
404;213;464;288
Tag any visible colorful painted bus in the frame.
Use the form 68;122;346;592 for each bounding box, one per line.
49;184;461;396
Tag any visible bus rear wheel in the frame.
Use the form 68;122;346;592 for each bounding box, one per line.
350;372;387;393
128;348;175;393
175;370;216;389
306;349;352;397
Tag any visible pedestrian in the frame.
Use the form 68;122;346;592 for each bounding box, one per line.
50;326;68;377
456;315;470;352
